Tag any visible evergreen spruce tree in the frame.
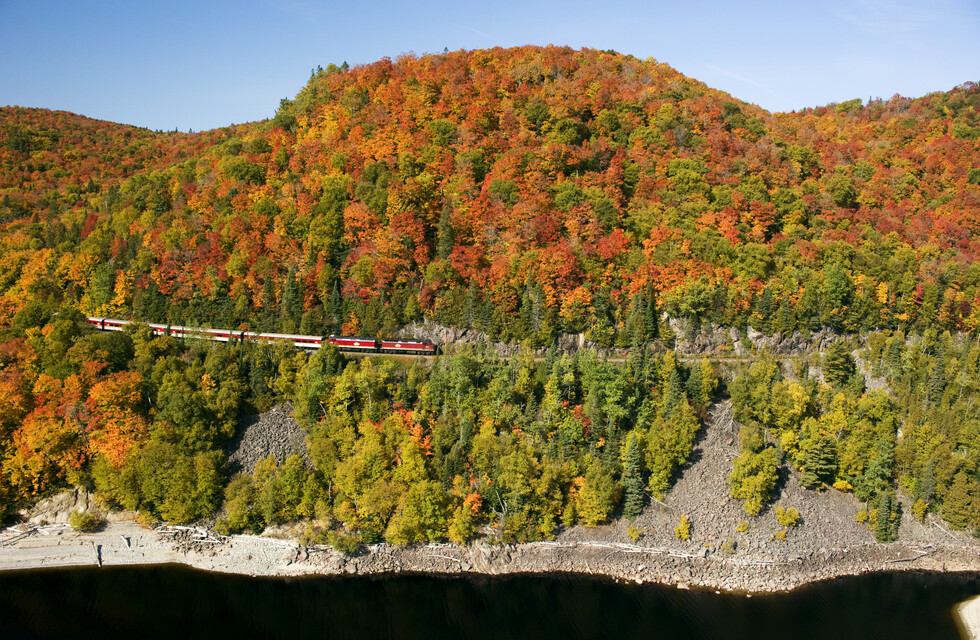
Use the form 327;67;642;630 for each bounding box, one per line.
685;361;705;407
628;290;647;346
855;437;894;502
875;488;895;542
800;435;837;489
773;296;796;334
281;265;303;330
886;332;905;378
589;287;614;346
247;345;272;399
465;281;478;328
622;432;646;520
530;283;544;336
437;202;455;259
329;281;342;329
644;282;659;339
823;341;856;388
752;287;774;333
259;275;278;332
629;346;646;402
662;368;684;414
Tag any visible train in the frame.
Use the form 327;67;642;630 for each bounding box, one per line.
84;317;437;355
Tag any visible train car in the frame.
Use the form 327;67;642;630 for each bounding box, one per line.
326;335;379;352
199;328;236;343
147;322;170;337
292;335;324;349
247;331;323;349
379;339;436;355
168;325;197;340
86;318;435;357
85;316;131;332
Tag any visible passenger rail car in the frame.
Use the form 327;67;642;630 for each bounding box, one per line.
84;317;435;355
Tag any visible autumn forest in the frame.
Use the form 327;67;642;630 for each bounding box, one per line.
1;46;979;545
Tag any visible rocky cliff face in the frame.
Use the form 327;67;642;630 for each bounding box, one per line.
399;317;844;360
399;320;627;358
667;318;842;357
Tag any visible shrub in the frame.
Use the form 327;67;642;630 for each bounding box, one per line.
68;510;104;532
775;506;800;527
721;536;736;554
911;498;929;522
327;530;360;554
627;525;645;542
674;514;691;541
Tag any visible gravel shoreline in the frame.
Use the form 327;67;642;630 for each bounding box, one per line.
2;521;980;596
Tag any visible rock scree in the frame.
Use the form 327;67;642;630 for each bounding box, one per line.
225;403;307;475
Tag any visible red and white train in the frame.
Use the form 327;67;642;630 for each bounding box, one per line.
84;317;437;355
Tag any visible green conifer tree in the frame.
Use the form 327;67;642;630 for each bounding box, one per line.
437;203;455;259
918;458;937;505
886;332;905;378
800;435;837;489
281;265;303;331
875;488;895;542
622;432;645;520
644;282;659;339
259;275;278;332
823;341;856;388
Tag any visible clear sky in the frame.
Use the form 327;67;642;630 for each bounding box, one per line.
1;0;978;132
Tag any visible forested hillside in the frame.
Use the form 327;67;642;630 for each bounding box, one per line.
1;46;979;544
3;46;979;341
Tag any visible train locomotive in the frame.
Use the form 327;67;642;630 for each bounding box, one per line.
327;335;437;355
84;317;437;355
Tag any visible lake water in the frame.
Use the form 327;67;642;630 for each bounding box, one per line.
0;566;976;639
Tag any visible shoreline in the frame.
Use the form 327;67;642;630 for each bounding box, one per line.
3;521;979;594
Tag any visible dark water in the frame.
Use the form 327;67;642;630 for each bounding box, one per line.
0;566;976;640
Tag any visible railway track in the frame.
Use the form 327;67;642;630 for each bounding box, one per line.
86;316;769;367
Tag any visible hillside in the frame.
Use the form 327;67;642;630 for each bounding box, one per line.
1;47;978;341
1;46;979;554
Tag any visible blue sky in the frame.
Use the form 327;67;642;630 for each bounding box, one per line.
1;0;978;132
